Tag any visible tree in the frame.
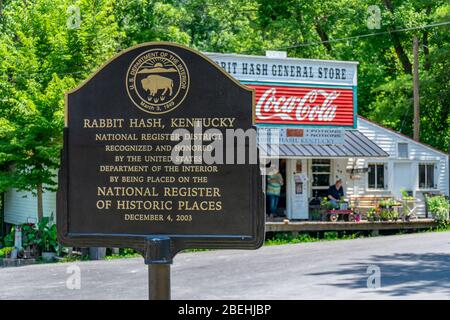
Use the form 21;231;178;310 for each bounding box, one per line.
0;0;121;221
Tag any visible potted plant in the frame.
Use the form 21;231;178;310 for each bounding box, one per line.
367;208;379;222
321;197;336;210
380;209;390;221
378;199;389;209
379;198;401;209
36;217;59;261
21;223;38;259
310;208;321;221
400;188;415;202
389;209;399;221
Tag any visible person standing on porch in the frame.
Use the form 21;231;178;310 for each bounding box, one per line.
267;169;284;217
327;179;344;208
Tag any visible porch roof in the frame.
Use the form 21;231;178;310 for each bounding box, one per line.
259;130;389;158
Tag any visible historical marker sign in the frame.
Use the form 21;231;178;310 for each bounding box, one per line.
57;42;264;263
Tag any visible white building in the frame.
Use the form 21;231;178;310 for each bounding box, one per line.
277;116;448;219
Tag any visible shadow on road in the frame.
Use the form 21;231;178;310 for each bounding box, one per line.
306;253;450;297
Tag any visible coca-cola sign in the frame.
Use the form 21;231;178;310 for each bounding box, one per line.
248;84;355;127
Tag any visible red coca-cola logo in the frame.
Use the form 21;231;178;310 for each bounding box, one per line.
249;84;355;127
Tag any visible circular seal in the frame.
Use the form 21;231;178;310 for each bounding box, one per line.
126;48;189;114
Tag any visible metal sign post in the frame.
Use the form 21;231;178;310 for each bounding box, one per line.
148;264;171;300
144;237;172;300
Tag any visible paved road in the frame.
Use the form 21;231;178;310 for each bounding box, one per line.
1;232;449;300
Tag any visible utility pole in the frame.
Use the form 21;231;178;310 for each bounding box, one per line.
413;36;420;141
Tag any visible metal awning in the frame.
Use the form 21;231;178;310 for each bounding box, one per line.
259;130;389;158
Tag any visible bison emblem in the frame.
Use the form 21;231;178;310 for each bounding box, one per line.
141;75;173;97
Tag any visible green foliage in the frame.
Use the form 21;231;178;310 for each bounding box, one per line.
0;0;120;200
380;209;390;221
379;198;402;207
367;208;380;221
400;188;414;200
265;232;316;245
379;208;399;221
3;226;15;247
57;254;89;263
0;246;14;258
35;217;58;253
265;231;365;245
323;231;339;240
105;247;140;260
320;197;335;210
21;223;37;248
426;195;449;222
2;219;61;256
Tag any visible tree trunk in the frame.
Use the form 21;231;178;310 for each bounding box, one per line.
314;21;332;53
37;184;44;222
383;0;412;74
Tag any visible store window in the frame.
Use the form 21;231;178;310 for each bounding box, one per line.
398;142;409;158
368;163;385;189
419;163;435;189
311;159;331;198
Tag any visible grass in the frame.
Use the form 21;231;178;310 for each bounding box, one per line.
264;223;450;246
56;255;90;263
419;223;450;233
105;253;141;260
264;231;367;246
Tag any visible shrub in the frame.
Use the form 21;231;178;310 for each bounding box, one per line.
35;217;59;253
0;247;14;258
427;196;449;222
3;226;15;247
380;209;390;221
367;208;379;221
324;231;339;240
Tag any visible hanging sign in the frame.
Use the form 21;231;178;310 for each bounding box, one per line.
258;127;345;145
249;84;355;128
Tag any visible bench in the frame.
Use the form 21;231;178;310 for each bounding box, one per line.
349;195;395;215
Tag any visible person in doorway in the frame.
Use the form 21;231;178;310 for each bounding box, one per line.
267;168;284;217
327;179;344;208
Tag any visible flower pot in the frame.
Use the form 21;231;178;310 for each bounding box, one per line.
41;252;56;262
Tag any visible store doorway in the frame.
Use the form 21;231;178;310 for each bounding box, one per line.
266;159;287;218
310;159;332;198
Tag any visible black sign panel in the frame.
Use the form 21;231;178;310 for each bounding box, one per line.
57;42;264;261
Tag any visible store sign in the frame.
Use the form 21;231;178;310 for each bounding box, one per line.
258;127;345;145
57;42;265;261
249;84;355;128
206;52;358;86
